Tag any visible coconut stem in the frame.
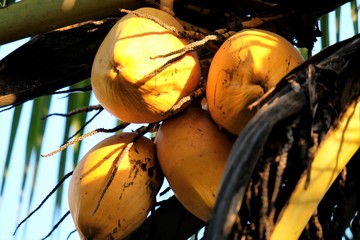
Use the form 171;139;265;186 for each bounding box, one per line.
41;104;103;119
151;34;221;60
92;124;155;216
41;122;130;157
139;34;221;86
120;8;185;37
92;142;134;216
162;86;205;116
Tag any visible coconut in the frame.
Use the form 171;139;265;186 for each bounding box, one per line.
68;133;163;239
91;7;201;123
155;107;234;221
206;29;304;134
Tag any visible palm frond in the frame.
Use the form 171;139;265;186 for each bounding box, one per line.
0;104;22;197
54;81;92;216
0;0;143;45
320;13;330;48
0;0;15;7
351;0;359;34
22;96;51;221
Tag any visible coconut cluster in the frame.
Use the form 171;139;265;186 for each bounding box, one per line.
68;7;304;239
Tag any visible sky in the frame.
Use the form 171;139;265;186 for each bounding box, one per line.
0;2;358;240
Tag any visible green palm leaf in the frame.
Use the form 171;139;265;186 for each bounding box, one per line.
320;13;330;48
352;0;359;34
54;81;91;217
22;96;51;219
0;104;22;197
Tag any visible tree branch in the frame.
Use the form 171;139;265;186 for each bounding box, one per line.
0;0;144;45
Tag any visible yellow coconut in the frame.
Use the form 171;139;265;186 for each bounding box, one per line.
155;107;234;221
91;7;201;123
68;133;163;240
206;29;304;135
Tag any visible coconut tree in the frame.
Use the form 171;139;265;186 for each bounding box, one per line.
0;0;359;239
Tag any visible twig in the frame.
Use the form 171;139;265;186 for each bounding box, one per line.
119;9;222;89
0;104;15;113
66;108;103;142
41;104;103;119
248;87;276;110
13;171;73;235
66;229;77;240
151;34;221;60
40;211;71;240
137;55;185;86
162;86;205;116
92;142;134;216
159;186;172;196
41;123;130;157
138;34;218;84
92;124;155;215
120;9;184;37
50;85;92;95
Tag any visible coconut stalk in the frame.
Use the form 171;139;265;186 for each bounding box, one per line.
0;0;144;45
